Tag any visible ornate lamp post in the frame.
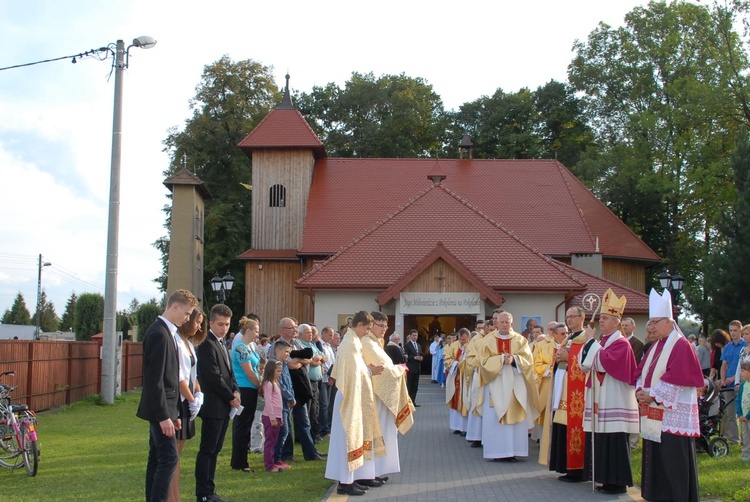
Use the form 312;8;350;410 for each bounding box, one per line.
210;271;234;303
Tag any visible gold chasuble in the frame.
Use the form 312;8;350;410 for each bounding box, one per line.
465;332;488;417
533;337;556;426
444;340;469;416
477;330;540;425
331;329;386;471
361;333;415;434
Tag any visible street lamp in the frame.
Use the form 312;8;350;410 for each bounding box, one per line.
210;271;234;303
658;269;684;302
35;254;51;340
101;36;157;405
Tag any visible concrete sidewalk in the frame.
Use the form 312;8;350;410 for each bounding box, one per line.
324;376;642;501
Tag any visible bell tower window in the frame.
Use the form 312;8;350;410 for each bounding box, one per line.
270;184;286;207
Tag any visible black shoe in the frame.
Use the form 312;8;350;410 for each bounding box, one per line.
337;483;365;496
493;456;517;462
453;430;462;434
414;404;421;407
356;478;384;487
470;440;482;448
354;482;369;491
460;431;467;436
210;495;232;502
557;474;585;483
596;484;627;495
306;454;325;461
375;476;389;483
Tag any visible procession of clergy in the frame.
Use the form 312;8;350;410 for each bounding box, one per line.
443;287;703;501
324;289;703;500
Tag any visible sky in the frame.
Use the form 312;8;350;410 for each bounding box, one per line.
0;0;650;320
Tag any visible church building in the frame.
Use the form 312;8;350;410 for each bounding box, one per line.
236;78;659;338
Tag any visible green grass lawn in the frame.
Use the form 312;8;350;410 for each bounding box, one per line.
0;391;332;501
631;439;750;501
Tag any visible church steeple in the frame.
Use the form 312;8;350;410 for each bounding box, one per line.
276;73;294;110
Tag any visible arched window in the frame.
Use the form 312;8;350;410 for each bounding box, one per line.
270;184;286;207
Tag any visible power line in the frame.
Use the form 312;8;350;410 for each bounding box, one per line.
0;46;111;72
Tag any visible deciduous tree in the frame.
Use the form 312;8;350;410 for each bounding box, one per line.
74;293;104;341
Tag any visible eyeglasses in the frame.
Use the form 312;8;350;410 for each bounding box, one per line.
565;314;581;318
374;323;388;329
647;318;668;326
282;325;297;330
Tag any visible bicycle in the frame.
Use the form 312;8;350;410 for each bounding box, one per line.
0;371;39;476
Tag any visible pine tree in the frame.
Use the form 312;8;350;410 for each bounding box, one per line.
33;290;60;332
1;293;32;325
59;292;77;332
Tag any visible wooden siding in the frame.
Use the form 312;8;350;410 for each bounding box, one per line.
602;258;647;292
245;260;311;328
251;149;314;250
0;340;143;412
401;259;479;293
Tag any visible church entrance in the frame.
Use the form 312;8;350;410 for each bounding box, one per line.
403;314;477;374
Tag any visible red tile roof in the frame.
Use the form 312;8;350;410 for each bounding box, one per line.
298;158;659;262
238;108;326;157
558;262;650;315
296;183;589;292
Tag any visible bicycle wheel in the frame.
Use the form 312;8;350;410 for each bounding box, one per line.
0;421;20;468
21;422;38;476
708;436;729;458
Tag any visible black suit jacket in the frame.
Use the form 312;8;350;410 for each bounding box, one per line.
196;331;239;419
384;343;406;365
137;318;180;423
404;340;422;374
629;335;645;364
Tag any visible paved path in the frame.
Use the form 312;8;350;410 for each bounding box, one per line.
324;376;643;501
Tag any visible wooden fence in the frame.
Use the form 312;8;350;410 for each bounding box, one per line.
0;339;143;412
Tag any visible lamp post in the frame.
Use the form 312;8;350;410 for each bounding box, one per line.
658;270;684;303
210;271;234;303
35;254;51;340
101;36;156;405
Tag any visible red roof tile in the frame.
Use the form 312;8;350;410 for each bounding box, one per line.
238;108;326;157
296;183;588;292
299;158;659;262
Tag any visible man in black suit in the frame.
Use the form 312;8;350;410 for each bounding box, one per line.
384;332;406;365
195;304;240;502
137;289;197;502
404;329;423;406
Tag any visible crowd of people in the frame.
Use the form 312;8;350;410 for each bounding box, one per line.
137;286;743;502
443;288;710;501
137;290;353;502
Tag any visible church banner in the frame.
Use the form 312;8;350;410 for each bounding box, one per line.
400;292;481;314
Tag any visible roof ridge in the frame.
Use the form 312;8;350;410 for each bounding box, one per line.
555;160;597;250
299;183;442;280
436;184;588;288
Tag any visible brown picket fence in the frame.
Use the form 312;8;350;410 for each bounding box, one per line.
0;339;143;412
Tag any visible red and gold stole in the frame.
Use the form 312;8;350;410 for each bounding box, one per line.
566;340;586;470
450;347;463;410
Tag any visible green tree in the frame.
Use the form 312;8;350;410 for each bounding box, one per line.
59;292;77;332
700;129;750;327
1;293;32;325
156;56;280;318
568;0;749;318
33;290;60;332
136;302;162;342
296;72;450;157
74;293;104;341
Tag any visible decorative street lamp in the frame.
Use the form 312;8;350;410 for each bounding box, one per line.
210;271;234;303
101;36;157;405
658;270;684;302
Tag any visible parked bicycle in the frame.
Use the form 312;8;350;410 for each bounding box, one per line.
0;371;39;476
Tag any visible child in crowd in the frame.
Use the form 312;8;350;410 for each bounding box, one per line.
272;340;296;470
736;358;750;461
261;360;284;472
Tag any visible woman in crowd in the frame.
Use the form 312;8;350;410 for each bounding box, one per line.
231;317;263;472
709;329;730;381
169;307;207;502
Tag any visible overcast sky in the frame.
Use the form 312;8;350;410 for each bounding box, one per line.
0;0;648;319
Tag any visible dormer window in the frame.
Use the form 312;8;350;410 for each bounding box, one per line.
270;184;286;207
